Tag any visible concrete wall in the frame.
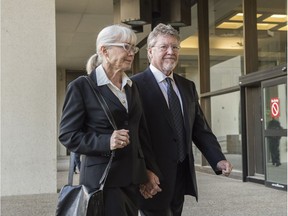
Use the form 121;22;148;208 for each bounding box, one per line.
57;69;67;157
1;0;57;196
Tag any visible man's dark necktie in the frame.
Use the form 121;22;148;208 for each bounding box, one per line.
166;77;186;162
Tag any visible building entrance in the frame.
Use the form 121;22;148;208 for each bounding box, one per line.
239;65;287;188
262;76;287;190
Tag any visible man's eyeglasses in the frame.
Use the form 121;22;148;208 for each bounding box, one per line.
105;43;139;54
152;44;180;52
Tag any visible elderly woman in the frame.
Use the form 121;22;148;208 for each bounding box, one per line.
59;24;161;216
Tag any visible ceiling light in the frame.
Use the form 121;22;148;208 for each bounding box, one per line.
263;14;287;23
216;22;243;29
278;25;287;31
229;13;244;21
229;13;262;21
161;0;196;27
131;25;144;33
120;0;151;25
257;23;278;30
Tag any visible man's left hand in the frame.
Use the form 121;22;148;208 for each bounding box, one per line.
217;160;233;176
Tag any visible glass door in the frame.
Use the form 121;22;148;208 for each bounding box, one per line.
262;76;287;190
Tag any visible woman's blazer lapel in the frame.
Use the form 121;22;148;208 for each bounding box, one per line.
89;71;127;112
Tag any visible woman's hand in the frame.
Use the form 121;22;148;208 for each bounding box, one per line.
110;129;130;150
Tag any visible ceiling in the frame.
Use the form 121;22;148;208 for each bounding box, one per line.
56;0;156;71
56;0;286;71
56;0;113;70
55;0;204;71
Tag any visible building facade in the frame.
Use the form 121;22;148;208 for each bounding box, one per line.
1;0;287;196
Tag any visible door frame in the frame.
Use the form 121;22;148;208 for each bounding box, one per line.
239;65;287;183
261;76;287;190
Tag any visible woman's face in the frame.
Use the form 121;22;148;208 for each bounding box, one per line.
104;42;138;72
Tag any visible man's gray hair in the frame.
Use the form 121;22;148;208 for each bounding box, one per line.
147;23;180;49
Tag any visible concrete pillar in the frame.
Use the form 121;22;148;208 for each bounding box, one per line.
57;68;67;157
1;0;57;195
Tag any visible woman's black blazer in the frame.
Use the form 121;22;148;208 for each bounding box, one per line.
59;70;160;190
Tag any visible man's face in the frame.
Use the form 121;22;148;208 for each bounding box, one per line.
148;35;180;76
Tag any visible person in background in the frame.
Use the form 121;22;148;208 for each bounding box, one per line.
267;118;283;167
73;152;81;174
59;24;160;216
131;23;233;216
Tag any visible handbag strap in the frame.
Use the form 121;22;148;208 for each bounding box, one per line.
84;75;118;188
68;151;114;189
67;75;118;188
68;152;76;185
85;76;118;131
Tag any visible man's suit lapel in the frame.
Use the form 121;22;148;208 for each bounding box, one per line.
145;70;175;129
174;74;195;148
174;75;188;123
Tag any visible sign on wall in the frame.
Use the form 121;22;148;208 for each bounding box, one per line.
270;97;280;118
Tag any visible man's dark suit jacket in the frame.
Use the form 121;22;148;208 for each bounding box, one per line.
59;70;160;190
131;68;226;210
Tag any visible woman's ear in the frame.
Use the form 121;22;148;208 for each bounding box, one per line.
101;46;111;64
101;46;108;56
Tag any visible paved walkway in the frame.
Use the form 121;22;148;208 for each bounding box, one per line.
1;170;287;216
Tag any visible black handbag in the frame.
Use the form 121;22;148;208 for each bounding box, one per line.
56;151;114;216
56;76;118;216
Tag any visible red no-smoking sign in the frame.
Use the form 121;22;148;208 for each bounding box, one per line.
270;98;280;118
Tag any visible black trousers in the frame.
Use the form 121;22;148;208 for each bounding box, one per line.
104;184;139;216
140;157;188;216
269;142;281;165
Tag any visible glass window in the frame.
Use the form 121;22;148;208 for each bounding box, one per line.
257;0;287;70
263;81;287;186
211;91;242;171
208;0;244;91
265;136;287;185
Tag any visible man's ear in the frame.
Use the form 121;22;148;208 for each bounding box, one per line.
147;48;152;60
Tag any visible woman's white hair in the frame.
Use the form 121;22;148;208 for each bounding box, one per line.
86;24;137;74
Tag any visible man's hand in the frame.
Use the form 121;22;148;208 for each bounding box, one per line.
217;160;233;176
139;170;162;199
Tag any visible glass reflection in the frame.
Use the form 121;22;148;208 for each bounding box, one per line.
208;0;244;91
267;119;283;167
263;81;287;186
211;91;242;171
265;136;287;185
